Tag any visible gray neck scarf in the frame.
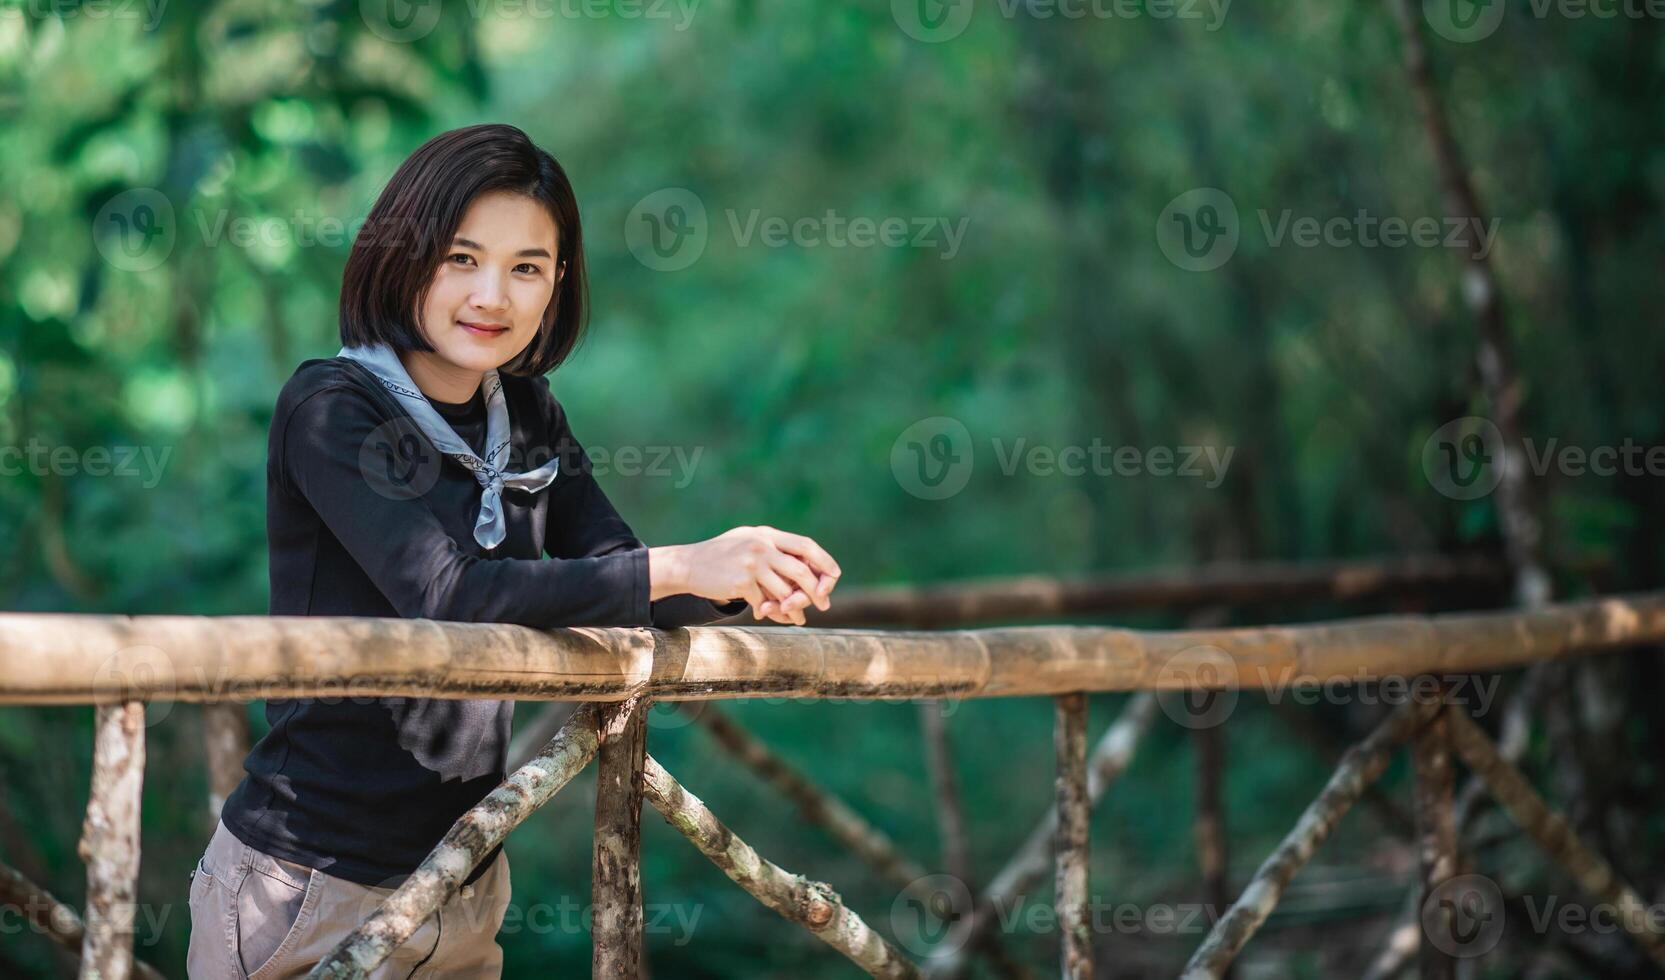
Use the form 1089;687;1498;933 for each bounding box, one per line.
337;343;560;550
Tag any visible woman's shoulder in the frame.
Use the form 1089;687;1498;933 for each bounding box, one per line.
272;356;391;427
283;357;389;407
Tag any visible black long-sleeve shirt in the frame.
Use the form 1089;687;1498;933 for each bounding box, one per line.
220;355;743;887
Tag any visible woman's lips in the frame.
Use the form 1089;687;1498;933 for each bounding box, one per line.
459;321;509;338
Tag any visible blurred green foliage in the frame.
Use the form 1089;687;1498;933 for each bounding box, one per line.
0;0;1661;976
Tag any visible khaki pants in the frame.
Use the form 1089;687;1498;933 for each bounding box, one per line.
187;820;510;979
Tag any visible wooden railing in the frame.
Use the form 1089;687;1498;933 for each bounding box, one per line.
2;556;1662;978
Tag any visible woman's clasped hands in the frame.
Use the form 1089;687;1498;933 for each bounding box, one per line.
649;525;841;626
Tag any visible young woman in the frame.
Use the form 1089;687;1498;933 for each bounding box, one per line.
186;123;840;978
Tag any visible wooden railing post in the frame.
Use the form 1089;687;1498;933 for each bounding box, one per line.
1193;723;1231;976
1446;709;1665;970
593;696;649;977
919;700;972;892
202;702;249;828
642;756;922;977
1183;699;1438;978
1410;676;1457;980
78;700;145;980
1055;693;1091;980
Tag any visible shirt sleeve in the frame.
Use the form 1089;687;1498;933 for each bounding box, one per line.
278;383;655;629
535;383;749;629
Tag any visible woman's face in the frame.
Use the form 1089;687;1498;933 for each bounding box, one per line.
417;189;563;375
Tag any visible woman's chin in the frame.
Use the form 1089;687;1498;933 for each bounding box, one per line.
436;342;515;374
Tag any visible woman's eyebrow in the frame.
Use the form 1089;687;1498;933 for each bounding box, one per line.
451;236;553;259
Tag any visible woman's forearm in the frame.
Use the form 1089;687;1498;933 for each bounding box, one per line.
647;544;692;602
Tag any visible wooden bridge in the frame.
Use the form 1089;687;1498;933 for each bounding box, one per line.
2;554;1662;979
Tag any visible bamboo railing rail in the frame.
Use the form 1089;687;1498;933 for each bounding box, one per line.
1;590;1660;705
2;586;1663;978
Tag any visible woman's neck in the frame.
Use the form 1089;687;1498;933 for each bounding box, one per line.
399;349;483;405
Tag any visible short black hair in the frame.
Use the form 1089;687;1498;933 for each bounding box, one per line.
338;123;588;377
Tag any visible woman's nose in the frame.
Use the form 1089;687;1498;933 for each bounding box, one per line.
470;272;511;311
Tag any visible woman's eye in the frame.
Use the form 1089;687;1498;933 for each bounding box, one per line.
448;254;539;275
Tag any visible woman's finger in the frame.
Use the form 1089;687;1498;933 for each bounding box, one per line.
773;591;807;625
739;580;769;621
762;529;842;588
760;596;801;625
768;553;827;611
756;568;795;603
755;568;813;625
